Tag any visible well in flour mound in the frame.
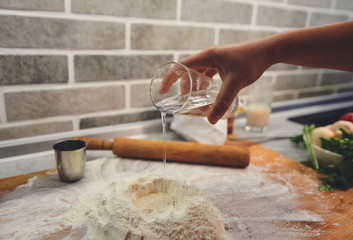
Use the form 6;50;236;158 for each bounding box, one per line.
65;174;227;240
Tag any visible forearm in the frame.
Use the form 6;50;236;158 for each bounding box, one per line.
271;20;353;72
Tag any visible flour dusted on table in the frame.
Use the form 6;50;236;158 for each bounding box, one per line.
0;157;323;240
65;174;228;240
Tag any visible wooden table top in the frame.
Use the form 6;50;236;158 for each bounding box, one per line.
1;139;352;239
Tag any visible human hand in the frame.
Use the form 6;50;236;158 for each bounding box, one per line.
158;63;210;96
158;64;192;96
180;40;274;124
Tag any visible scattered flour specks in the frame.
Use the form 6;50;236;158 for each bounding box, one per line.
0;157;323;239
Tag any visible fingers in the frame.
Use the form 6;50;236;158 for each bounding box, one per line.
180;48;216;70
180;53;218;92
158;59;215;96
207;75;240;124
180;73;191;95
203;69;218;78
158;68;180;94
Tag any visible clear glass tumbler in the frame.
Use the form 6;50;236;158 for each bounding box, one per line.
244;79;273;132
150;62;238;118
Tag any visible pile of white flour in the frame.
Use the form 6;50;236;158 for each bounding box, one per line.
64;174;228;240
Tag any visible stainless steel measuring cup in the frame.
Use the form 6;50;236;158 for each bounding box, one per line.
53;139;87;182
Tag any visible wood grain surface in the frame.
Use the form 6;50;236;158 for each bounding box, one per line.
1;137;353;239
225;138;353;239
0;169;56;196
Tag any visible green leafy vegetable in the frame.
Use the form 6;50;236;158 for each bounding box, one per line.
302;124;319;170
290;124;318;169
318;184;335;192
320;129;353;157
291;125;353;192
290;134;304;145
318;128;353;191
300;159;315;169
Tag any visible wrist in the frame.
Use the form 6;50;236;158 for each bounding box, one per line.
263;34;284;67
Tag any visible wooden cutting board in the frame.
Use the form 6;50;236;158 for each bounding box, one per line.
1;139;353;239
225;138;353;239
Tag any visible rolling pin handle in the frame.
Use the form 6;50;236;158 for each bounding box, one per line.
74;137;113;150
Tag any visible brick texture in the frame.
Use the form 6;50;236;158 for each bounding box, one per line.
72;0;177;19
219;30;275;44
0;55;68;85
80;110;160;129
338;86;353;93
75;55;173;82
0;121;73;141
5;86;125;121
0;16;125;49
273;93;296;102
321;72;353;86
131;24;214;50
261;0;283;2
310;13;348;27
275;73;318;91
0;0;64;11
130;83;154;108
181;0;252;24
336;0;353;11
268;64;298;71
298;89;335;98
0;0;352;139
288;0;331;8
257;6;307;27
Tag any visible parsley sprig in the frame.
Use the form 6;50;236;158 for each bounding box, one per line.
290;126;353;192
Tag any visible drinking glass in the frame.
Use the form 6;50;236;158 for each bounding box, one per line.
150;62;238;118
244;79;273;132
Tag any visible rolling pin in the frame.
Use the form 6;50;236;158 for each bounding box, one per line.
75;137;250;168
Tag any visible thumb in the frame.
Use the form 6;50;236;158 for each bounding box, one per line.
207;76;241;124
